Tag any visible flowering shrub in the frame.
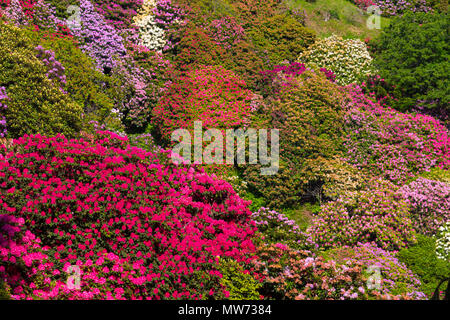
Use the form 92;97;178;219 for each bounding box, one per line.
0;131;257;299
325;242;426;299
0;87;8;138
373;0;433;16
32;34;116;122
92;0;143;30
34;45;66;89
134;9;166;51
0;22;82;138
344;85;450;184
252;243;421;300
1;0;30;26
244;70;348;208
251;208;316;250
72;0;127;73
399;178;450;235
308;179;416;251
298;35;374;85
258;62;336;96
207;16;245;50
152;65;253;144
435;221;450;262
250;13;316;64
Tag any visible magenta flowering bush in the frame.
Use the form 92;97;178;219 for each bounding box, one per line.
92;0;143;30
308;179;416;251
344;85;450;184
151;65;253;144
0;131;257;299
399;178;450;235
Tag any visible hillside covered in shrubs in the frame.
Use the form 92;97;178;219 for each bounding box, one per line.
0;0;449;300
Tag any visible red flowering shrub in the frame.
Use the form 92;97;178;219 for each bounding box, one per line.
0;131;257;299
151;65;253;144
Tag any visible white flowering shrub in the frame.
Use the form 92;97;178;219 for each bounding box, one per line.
298;35;374;85
134;12;166;51
435;221;450;262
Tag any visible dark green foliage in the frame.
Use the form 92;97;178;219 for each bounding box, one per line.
398;234;450;299
0;22;82;138
249;14;316;64
373;12;450;112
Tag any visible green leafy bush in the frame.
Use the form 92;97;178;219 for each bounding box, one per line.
249;13;316;64
28;31;116;122
373;12;449;112
398;234;450;298
218;258;261;300
0;22;82;138
243;70;350;208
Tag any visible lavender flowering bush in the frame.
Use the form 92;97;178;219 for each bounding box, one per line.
0;87;8;137
399;178;450;236
72;0;126;73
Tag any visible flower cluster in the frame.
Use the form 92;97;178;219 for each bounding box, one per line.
152;65;253;144
399;178;450;235
308;179;416;251
134;12;166;51
35;45;67;89
373;0;433;16
92;0;143;30
344;85;450;184
435;221;450;262
1;0;30;25
298;35;374;85
207;16;245;50
327;242;426;299
251;208;316;250
0;87;8;138
71;0;127;73
0;131;257;299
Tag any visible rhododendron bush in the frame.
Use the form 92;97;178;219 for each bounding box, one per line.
0;132;257;299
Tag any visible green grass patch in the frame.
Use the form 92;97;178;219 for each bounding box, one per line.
285;0;390;39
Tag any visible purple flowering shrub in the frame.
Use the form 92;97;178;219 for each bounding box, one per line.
308;179;416;251
373;0;434;16
35;45;67;90
72;0;127;73
399;178;450;235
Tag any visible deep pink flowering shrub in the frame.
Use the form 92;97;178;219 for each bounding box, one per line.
308;179;416;251
325;242;426;299
153;0;185;29
0;87;8;138
399;178;450;235
72;0;126;73
350;0;375;9
344;85;450;184
151;65;253;144
92;0;143;30
258;62;336;96
0;132;257;299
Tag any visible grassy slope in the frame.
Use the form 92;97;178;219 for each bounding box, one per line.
285;0;390;39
